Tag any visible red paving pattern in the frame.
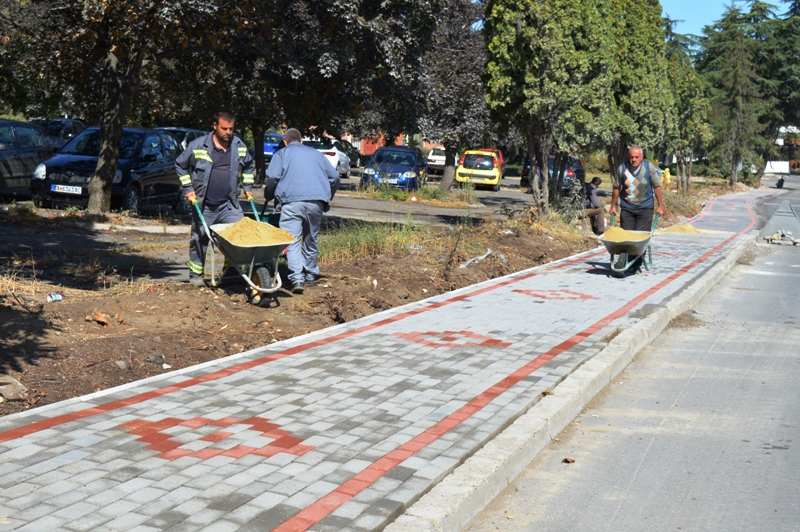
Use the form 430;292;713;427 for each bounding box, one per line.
511;289;599;301
119;416;314;461
391;330;512;349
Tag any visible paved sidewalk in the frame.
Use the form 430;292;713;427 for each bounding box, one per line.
0;190;769;531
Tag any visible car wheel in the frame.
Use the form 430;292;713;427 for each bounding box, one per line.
33;196;52;209
122;185;141;213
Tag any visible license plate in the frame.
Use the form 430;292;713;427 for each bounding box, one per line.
388;178;398;184
51;184;82;195
471;179;489;184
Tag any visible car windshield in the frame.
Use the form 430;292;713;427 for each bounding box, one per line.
60;130;143;159
373;150;416;166
32;121;67;136
264;135;283;144
463;154;495;170
303;140;333;149
163;130;187;143
430;149;445;157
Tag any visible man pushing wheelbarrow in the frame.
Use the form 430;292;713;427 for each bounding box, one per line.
606;145;665;276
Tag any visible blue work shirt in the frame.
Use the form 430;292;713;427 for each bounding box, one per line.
265;142;340;206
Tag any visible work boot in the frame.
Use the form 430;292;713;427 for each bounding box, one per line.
291;283;304;295
304;274;316;287
189;275;206;288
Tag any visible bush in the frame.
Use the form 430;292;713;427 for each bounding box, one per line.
583;151;610;174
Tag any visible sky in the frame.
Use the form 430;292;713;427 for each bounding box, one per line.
660;0;729;36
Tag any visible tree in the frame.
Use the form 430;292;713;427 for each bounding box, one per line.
419;0;492;192
663;17;711;191
696;6;767;186
485;0;612;212
604;0;674;182
1;0;441;212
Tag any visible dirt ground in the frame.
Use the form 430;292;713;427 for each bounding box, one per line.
0;186;724;416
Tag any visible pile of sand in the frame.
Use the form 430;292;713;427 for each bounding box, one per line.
602;227;650;242
217;217;294;246
655;224;705;235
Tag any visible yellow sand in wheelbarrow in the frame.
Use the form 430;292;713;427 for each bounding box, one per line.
190;197;294;306
600;214;659;278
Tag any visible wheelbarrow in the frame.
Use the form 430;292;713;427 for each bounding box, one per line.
190;197;294;306
601;213;659;278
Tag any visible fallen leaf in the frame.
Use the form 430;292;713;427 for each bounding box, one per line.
505;515;515;519
92;308;111;326
542;390;554;396
562;457;575;464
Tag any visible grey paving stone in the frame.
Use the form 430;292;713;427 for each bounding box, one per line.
237;504;298;532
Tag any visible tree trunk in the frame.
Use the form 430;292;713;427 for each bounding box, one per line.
531;122;552;214
677;158;685;191
439;146;458;192
687;147;694;190
730;150;740;187
87;49;142;214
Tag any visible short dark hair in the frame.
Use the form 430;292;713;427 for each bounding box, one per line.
214;110;235;123
284;128;302;144
591;177;602;186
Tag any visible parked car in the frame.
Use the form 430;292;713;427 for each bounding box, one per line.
455;150;502;191
479;148;505;176
519;154;585;192
361;146;427;190
426;147;446;174
263;133;284;164
154;127;205;150
338;139;361;167
520;154;541;189
29;118;86;150
548;154;585;191
0;120;53;192
31;127;186;213
302;138;350;178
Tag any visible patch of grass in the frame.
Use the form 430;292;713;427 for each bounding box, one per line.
359;183;410;202
319;218;433;262
663;190;703;219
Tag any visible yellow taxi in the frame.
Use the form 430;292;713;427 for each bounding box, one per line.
455;150;502;191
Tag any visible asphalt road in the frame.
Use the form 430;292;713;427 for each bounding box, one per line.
464;185;800;531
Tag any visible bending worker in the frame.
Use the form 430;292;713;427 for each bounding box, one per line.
176;110;255;287
584;177;605;236
609;145;664;231
264;128;339;295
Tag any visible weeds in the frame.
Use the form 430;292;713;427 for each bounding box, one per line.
318;218;432;262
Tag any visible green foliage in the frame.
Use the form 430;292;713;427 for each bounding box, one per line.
604;0;674;174
485;0;612;212
696;5;768;185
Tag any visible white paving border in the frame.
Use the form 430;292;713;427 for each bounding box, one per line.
386;232;755;532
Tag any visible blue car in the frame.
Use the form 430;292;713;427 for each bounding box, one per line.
361;146;427;191
263;133;284;163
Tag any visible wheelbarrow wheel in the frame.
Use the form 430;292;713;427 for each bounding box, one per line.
613;251;627;278
250;266;273;307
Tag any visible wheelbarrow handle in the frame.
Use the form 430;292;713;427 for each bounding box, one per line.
248;196;261;223
651;213;660;235
610;213;615;228
190;197;212;238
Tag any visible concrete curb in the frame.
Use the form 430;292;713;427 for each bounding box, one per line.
64;220;189;234
385;232;754;532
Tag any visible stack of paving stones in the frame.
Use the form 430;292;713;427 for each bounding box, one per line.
0;191;769;531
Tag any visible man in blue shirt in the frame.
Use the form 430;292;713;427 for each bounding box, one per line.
265;128;340;294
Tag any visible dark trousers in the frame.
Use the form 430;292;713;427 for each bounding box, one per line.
585;207;605;235
189;201;243;278
620;206;654;232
